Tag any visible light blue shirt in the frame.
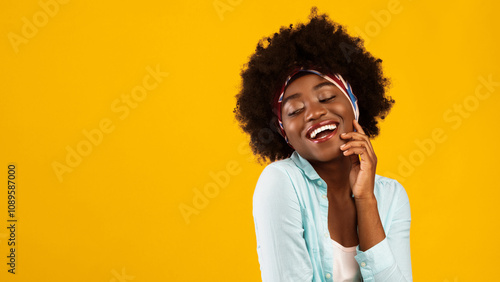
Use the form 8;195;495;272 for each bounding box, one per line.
253;151;412;281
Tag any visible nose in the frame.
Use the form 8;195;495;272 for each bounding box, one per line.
305;101;327;122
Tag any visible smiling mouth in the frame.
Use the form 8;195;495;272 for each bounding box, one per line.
307;121;339;143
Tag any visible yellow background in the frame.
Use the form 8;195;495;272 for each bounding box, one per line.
1;0;499;281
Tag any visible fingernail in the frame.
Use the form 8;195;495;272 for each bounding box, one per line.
340;144;346;148
341;133;346;136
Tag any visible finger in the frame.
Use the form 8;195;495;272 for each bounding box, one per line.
341;141;375;160
340;140;375;157
340;140;370;151
342;147;376;165
340;131;370;143
340;130;374;153
353;119;366;135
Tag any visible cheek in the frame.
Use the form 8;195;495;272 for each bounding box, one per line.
283;121;303;149
332;102;355;121
282;119;301;139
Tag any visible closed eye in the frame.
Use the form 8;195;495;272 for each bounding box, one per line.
288;108;304;117
320;95;336;102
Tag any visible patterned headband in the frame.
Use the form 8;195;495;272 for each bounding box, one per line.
273;68;359;143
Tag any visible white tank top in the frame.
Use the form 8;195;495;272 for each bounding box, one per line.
331;239;362;281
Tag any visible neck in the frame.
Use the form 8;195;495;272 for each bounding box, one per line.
310;156;352;200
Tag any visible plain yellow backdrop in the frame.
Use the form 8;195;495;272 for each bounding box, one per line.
0;0;499;281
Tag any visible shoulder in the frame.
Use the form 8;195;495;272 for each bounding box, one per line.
252;160;305;223
253;158;304;209
374;175;410;211
256;157;304;187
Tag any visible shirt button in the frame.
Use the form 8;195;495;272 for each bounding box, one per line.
324;233;329;238
317;180;322;186
361;262;366;267
322;194;327;199
325;273;331;279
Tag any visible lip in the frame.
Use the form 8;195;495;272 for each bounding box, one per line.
306;120;340;143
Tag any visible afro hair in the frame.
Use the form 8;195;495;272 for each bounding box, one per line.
234;7;394;163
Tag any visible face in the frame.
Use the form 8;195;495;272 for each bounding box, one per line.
281;74;355;163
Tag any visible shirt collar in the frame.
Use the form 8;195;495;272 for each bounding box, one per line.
290;151;322;181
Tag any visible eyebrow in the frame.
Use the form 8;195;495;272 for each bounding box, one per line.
282;93;301;107
282;81;336;106
313;81;336;91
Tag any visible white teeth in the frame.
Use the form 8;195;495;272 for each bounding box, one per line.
310;124;337;139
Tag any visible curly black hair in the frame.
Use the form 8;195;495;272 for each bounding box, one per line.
234;7;394;163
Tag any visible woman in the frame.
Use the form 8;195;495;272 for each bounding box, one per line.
234;8;412;282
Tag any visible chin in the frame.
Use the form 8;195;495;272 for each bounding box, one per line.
298;148;343;163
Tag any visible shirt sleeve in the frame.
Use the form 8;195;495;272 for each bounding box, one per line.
253;165;313;282
354;180;413;281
